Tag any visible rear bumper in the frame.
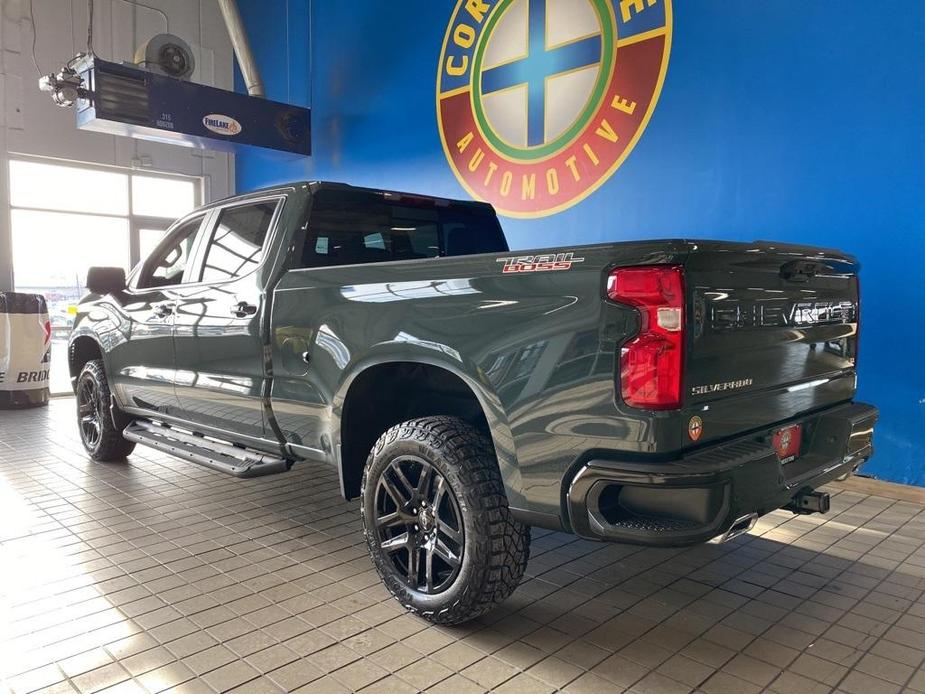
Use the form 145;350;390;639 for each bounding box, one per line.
566;401;878;546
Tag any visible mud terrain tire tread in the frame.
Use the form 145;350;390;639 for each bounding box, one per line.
361;415;530;625
77;359;136;461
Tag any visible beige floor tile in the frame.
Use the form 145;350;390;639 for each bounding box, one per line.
4;402;925;694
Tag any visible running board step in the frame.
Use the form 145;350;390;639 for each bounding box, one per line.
123;421;291;478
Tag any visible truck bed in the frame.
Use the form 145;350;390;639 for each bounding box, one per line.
270;237;861;522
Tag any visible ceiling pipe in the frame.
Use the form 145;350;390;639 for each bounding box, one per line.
216;0;265;97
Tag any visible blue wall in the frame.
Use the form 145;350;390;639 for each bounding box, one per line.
236;1;925;485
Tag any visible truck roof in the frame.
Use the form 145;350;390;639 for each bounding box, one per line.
203;181;497;212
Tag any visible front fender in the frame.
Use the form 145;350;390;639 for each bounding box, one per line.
68;298;123;393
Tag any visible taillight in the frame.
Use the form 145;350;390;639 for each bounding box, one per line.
607;266;685;410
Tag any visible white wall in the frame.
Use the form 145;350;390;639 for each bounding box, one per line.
0;0;237;290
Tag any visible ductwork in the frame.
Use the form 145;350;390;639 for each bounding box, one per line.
217;0;265;97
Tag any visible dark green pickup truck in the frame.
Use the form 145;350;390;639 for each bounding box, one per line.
69;181;878;624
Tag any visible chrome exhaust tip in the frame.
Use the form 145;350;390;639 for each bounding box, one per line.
709;513;758;544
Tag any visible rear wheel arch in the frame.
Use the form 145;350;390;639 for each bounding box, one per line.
336;360;519;502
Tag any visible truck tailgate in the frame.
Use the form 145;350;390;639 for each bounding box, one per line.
682;241;859;447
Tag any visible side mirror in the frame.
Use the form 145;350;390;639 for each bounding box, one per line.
86;267;127;295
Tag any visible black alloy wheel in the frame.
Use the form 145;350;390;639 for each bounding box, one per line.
361;416;531;624
75;360;136;461
373;455;465;594
77;373;104;449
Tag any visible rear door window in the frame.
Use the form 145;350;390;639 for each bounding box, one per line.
199;200;280;282
300;189;505;268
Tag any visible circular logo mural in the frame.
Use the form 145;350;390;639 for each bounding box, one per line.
437;0;672;217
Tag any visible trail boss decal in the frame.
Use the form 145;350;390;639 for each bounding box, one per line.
497;252;585;273
202;114;242;136
437;0;672;217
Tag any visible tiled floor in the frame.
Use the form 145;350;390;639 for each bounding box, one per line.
2;400;925;694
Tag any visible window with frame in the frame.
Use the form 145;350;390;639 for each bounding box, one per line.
198;201;279;282
137;216;204;289
300;189;507;268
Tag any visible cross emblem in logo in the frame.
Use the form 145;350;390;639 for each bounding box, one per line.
480;0;603;147
437;0;671;216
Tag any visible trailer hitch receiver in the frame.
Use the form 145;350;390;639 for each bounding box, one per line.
785;489;831;515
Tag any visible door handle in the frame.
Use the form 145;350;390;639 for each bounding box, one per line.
231;301;258;318
152;302;174;317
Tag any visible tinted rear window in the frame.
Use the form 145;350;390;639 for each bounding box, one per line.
300;189;507;268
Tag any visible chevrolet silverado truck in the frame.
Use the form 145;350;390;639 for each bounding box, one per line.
69;181;878;624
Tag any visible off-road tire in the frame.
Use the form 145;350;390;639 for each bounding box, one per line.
361;416;530;625
76;360;135;461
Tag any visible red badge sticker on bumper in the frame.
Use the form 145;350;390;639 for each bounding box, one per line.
772;424;802;463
